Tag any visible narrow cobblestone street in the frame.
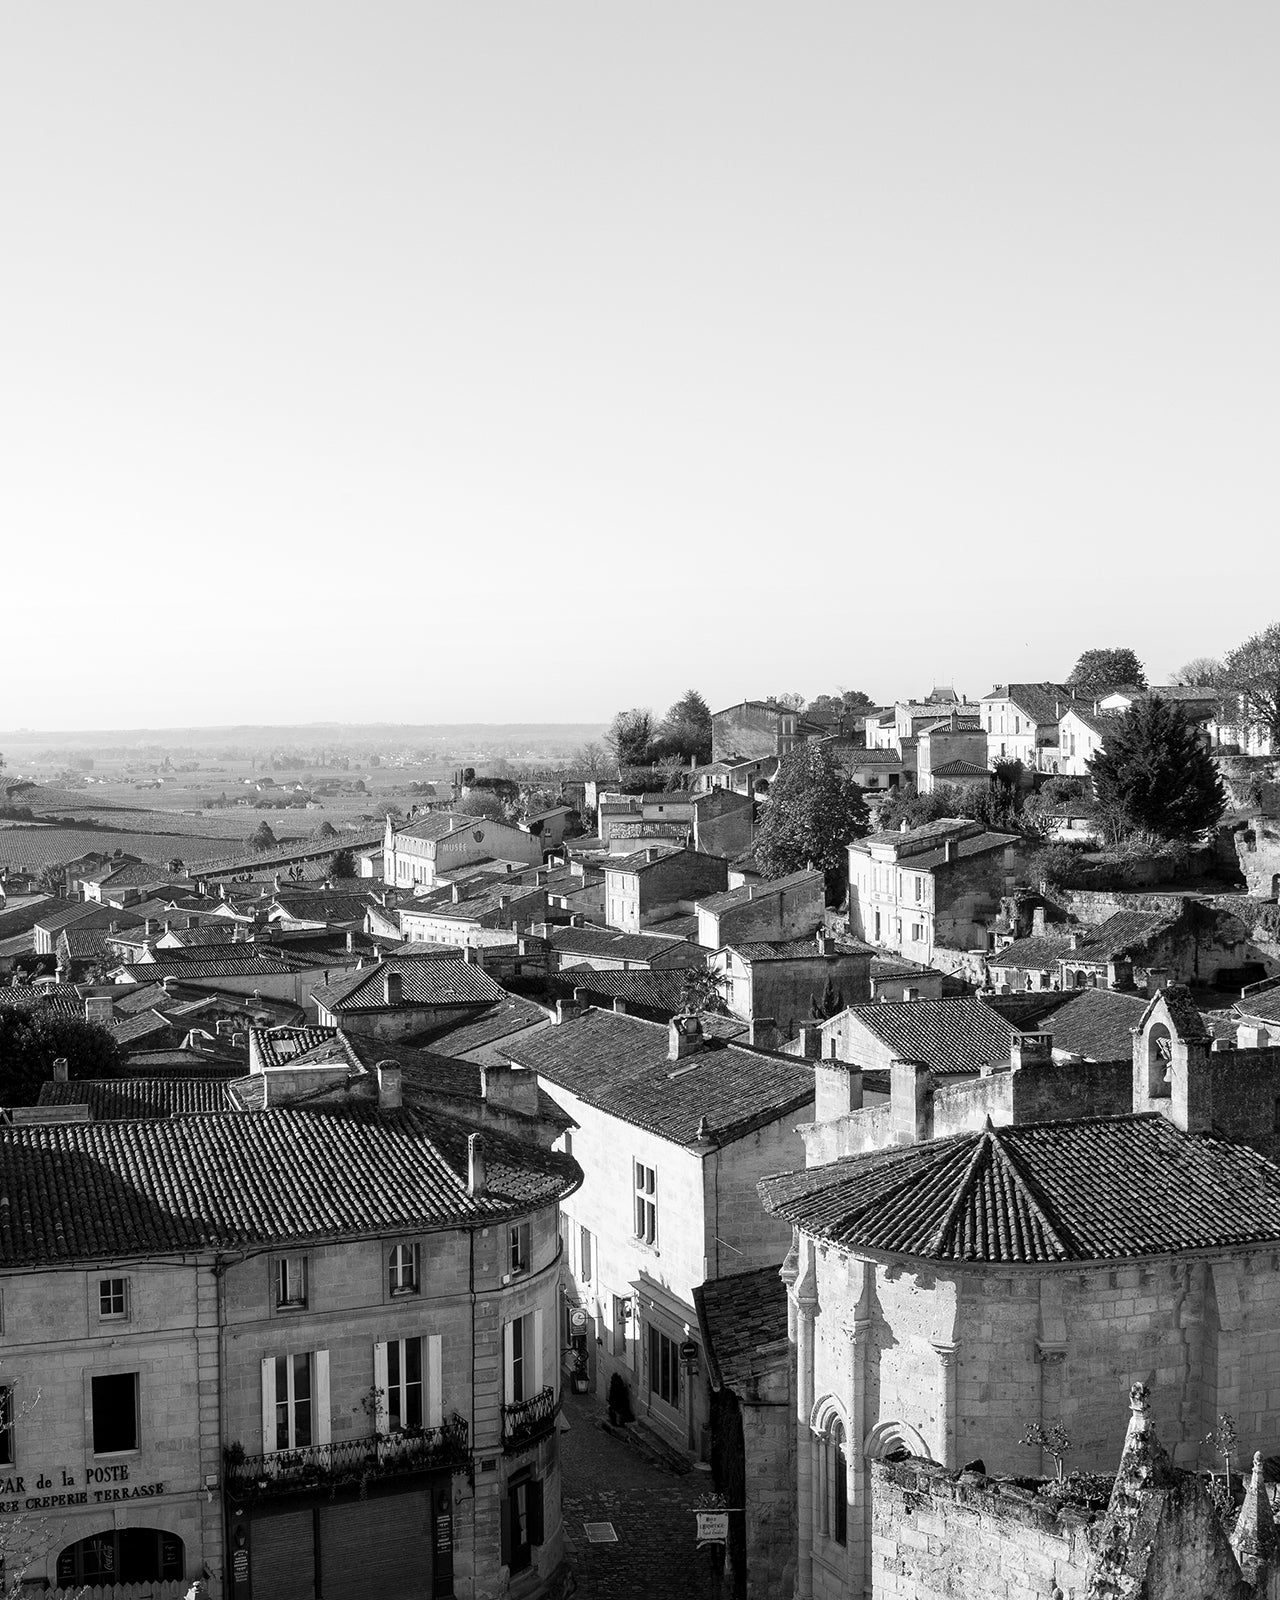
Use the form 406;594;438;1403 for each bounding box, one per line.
559;1389;721;1599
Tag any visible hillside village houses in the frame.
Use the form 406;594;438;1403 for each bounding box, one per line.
4;665;1280;1600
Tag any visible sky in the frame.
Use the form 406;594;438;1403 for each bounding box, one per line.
3;3;1277;729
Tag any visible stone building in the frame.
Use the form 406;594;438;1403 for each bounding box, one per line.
602;847;728;933
709;934;873;1040
501;1007;814;1462
847;820;1027;966
758;988;1280;1598
979;682;1081;773
0;1051;579;1600
711;700;803;764
596;789;754;861
914;714;988;796
312;953;511;1042
696;869;825;951
383;813;541;892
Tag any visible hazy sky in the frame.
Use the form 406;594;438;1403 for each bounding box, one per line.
3;3;1277;729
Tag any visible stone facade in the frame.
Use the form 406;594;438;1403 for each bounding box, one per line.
712;701;801;764
604;848;728;933
697;870;825;950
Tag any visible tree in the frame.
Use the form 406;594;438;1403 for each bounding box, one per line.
1087;698;1226;842
452;791;508;823
35;862;65;896
247;821;277;851
1221;622;1280;749
1067;647;1147;697
656;689;712;764
604;708;656;768
0;1009;123;1106
755;744;870;904
1171;656;1222;688
769;691;806;712
809;973;844;1021
573;741;612;782
329;847;356;879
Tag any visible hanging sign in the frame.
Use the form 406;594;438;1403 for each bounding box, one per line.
696;1511;729;1547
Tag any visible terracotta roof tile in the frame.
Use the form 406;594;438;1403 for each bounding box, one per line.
840;997;1018;1076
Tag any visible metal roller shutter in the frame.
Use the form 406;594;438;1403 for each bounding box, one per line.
320;1487;432;1600
252;1506;316;1600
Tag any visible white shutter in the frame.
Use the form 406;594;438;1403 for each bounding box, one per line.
426;1334;442;1428
261;1357;276;1456
533;1309;545;1398
314;1349;331;1447
372;1342;389;1435
503;1319;515;1405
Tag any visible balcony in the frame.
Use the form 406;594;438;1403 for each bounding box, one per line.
502;1385;559;1453
225;1415;470;1503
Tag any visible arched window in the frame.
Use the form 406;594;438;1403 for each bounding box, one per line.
57;1529;184;1587
1146;1022;1173;1099
811;1399;850;1549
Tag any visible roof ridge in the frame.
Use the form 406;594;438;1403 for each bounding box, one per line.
985;1126;1075;1259
926;1130;1004;1257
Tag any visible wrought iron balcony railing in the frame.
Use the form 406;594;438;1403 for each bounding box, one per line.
501;1385;559;1453
225;1415;470;1502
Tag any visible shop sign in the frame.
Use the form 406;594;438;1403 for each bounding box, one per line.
0;1462;167;1515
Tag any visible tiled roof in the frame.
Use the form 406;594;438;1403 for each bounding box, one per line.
841;997;1018;1077
0;1102;580;1266
1237;988;1280;1026
414;995;551;1057
314;958;507;1014
0;897;56;941
392;812;474;843
1062;704;1125;736
886;831;1020;873
602;847;687;874
272;893;376;925
981;683;1080;726
989;935;1074;971
694;1266;789;1393
331;1033;572;1130
400;882;545;923
38;1078;235;1118
862;818;979;852
553;968;690;1013
502;1010;814;1148
697;870;820;915
759;1114;1280;1264
35;902;144;937
59;928;111;960
1071;910;1180;963
1031;987;1149;1060
110;1011;176;1047
0;983;84;1016
251;1025;339;1069
545;927;699;964
732;937;873;962
116;952;308;984
929;759;991;779
162;926;245;947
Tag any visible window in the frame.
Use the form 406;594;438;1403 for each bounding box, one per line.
56;1530;184;1589
504;1311;542;1405
508;1221;530;1276
386;1337;423;1432
634;1162;657;1245
388;1243;419;1297
98;1278;128;1321
274;1354;313;1449
648;1326;679;1409
276;1256;308;1310
579;1226;593;1284
914;876;922;903
502;1472;544;1574
0;1385;12;1466
820;1421;848;1546
91;1372;139;1455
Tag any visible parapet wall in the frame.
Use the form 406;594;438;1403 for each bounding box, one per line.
871;1456;1096;1600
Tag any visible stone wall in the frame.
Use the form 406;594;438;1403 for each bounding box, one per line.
870;1456;1095;1599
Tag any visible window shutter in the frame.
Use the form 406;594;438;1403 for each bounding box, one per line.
533;1309;545;1399
503;1320;515;1406
426;1334;443;1428
499;1490;512;1569
527;1476;545;1547
314;1349;331;1446
372;1342;389;1435
260;1358;276;1456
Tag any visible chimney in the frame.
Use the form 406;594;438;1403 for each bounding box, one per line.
613;997;628;1014
481;1062;540;1117
668;1014;704;1062
464;946;477;964
84;995;114;1025
554;998;576;1025
467;1132;487;1196
451;883;462;903
1009;1031;1053;1071
383;970;403;1006
1107;957;1135;992
1031;906;1046;937
904;986;920;1002
943;838;954;863
144;918;156;937
1145;967;1170;996
890;1059;933;1145
499;893;512;910
53;1056;69;1083
816;931;835;956
795;1025;821;1060
376;1061;402;1110
162;918;171;936
346;929;354;953
747;1016;777;1050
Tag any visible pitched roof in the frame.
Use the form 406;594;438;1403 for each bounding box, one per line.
413;994;551;1057
35;902;145;937
544;926;698;964
1236;987;1280;1026
399;881;545;923
760;1114;1280;1264
840;997;1018;1077
878;830;1021;873
732;937;874;962
694;1266;789;1393
38;1078;235;1118
313;958;507;1014
981;683;1080;725
501;1010;814;1148
697;870;821;915
1031;987;1150;1060
988;935;1074;972
116;952;310;984
392;812;476;843
271;893;376;925
1071;910;1180;963
0;1101;580;1266
929;760;991;779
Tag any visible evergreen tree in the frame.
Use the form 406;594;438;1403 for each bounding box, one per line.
329;847;356;879
755;744;870;904
0;1009;123;1106
810;973;844;1021
1087;698;1226;841
656;690;712;764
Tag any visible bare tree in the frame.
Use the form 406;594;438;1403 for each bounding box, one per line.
1171;656;1222;688
573;741;612;781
